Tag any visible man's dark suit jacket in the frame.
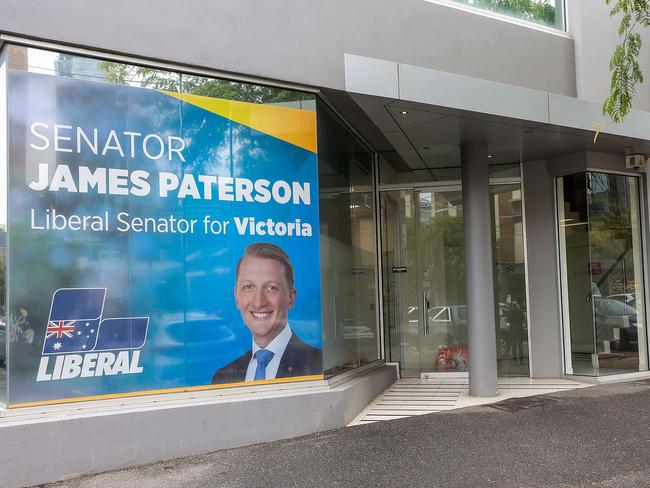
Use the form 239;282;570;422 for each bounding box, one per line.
212;331;322;384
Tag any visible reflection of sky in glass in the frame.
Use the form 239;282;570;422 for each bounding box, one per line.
26;47;179;89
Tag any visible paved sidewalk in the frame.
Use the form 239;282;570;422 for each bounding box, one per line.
46;380;650;488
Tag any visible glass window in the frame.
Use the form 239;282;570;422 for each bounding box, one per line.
558;172;647;376
490;163;529;377
318;100;380;377
449;0;565;30
3;45;332;407
1;45;381;407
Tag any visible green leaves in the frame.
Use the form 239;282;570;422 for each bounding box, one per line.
603;0;650;123
96;62;311;104
457;0;557;27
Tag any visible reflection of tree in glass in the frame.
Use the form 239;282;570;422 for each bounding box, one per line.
98;62;313;104
97;62;180;90
454;0;556;27
406;201;465;306
8;309;32;344
181;75;313;105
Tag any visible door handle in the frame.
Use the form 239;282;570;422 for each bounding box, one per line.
423;292;429;335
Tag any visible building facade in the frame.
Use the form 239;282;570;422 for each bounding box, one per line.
2;0;650;486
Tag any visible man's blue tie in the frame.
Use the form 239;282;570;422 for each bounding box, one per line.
254;349;274;380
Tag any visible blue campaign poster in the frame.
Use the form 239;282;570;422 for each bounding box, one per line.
6;70;322;407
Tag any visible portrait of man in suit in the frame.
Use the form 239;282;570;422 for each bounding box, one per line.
212;242;322;384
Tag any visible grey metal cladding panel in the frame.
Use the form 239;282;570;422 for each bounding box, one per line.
345;54;398;99
549;93;650;140
0;0;345;88
0;0;575;94
522;160;563;378
399;63;550;124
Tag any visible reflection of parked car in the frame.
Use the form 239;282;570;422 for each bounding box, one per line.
407;303;532;360
407;304;467;341
594;298;638;350
403;305;468;369
607;293;636;308
0;320;5;367
592;282;602;298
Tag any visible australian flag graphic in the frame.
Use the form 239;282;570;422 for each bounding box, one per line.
42;288;148;355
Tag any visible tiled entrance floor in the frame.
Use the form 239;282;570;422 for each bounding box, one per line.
349;376;591;425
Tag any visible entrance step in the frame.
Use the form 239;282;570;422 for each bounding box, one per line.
348;376;590;425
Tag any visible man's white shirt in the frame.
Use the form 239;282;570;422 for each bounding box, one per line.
245;323;292;381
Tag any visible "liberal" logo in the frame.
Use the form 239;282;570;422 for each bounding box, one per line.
37;288;149;381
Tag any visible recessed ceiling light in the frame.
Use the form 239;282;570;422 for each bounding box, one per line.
488;154;493;158
400;110;408;115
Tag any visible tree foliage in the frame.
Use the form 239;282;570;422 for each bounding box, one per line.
458;0;557;27
603;0;650;123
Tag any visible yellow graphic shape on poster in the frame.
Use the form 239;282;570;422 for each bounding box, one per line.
162;91;317;154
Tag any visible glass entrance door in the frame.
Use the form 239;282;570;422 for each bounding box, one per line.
381;188;467;377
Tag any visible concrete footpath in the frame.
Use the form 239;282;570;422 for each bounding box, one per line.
45;380;650;488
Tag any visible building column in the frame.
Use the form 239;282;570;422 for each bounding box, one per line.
461;143;498;397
